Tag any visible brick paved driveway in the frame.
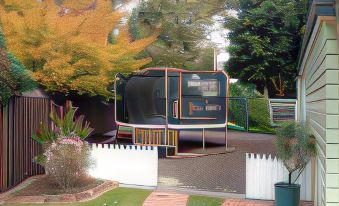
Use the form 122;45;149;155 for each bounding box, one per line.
158;131;276;194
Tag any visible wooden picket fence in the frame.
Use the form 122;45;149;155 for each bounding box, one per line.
246;153;312;201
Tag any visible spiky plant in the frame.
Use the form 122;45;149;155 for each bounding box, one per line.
276;121;317;184
32;106;94;144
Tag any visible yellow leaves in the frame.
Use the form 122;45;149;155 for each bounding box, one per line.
0;0;158;99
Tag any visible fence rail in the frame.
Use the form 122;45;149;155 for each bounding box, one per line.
246;153;312;201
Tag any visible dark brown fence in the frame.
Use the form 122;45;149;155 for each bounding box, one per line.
0;96;51;192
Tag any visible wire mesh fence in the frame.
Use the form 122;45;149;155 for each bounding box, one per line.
227;97;249;131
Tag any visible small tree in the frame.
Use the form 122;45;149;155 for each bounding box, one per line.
276;121;317;184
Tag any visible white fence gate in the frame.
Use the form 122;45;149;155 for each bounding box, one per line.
246;153;312;201
89;144;158;187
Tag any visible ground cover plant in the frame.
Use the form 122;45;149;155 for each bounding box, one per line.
32;105;94;190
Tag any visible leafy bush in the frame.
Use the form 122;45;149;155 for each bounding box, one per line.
276;121;316;184
32;105;94;190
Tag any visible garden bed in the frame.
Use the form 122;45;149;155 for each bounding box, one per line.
1;175;118;204
16;176;104;196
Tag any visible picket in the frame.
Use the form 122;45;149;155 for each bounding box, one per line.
246;153;311;201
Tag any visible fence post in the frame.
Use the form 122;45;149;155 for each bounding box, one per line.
245;98;249;132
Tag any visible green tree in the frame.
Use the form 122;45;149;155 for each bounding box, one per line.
131;0;227;69
225;0;307;97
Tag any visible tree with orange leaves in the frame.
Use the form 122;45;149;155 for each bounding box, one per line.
0;0;158;99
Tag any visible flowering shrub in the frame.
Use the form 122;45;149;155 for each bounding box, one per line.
43;136;92;190
32;105;94;190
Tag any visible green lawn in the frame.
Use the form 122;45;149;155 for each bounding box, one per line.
4;188;152;206
187;195;223;206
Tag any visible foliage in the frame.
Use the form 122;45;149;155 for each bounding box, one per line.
32;106;94;144
248;98;272;132
276;121;317;184
0;28;36;105
229;82;272;132
132;0;227;69
225;0;307;97
229;82;261;98
0;0;158;99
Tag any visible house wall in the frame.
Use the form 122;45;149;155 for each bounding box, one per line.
299;17;339;206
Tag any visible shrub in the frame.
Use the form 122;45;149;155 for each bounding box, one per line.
276;121;317;184
44;137;92;190
32;105;94;190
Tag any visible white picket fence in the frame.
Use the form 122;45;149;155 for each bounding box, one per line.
89;144;158;187
246;153;312;201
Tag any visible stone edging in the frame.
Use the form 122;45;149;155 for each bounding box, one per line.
0;176;118;204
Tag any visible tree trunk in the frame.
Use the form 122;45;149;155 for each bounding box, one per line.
264;86;269;98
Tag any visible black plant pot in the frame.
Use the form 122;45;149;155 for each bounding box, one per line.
275;182;300;206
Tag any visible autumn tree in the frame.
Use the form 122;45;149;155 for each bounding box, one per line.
0;0;158;99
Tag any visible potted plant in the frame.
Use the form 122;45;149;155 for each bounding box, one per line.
275;121;316;206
